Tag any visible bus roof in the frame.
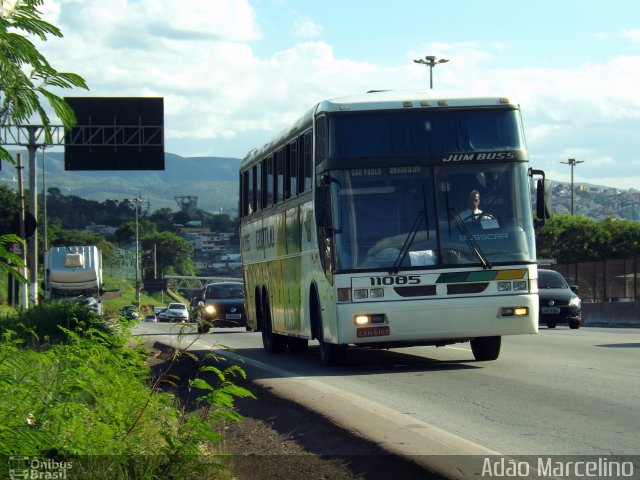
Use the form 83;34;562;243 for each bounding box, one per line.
241;91;519;168
318;90;518;113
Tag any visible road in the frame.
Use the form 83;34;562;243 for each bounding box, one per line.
133;322;640;474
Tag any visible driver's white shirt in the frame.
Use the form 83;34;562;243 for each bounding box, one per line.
460;208;482;220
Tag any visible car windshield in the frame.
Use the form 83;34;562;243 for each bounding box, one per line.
168;303;186;310
538;271;568;289
205;284;244;299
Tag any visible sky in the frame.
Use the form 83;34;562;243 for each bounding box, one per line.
23;0;640;189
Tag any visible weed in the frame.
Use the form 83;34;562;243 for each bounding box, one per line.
0;301;254;479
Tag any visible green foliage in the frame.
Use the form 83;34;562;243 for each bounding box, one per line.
0;233;26;284
0;300;113;346
141;231;196;276
536;214;640;263
0;185;20;236
0;300;254;479
0;0;88;165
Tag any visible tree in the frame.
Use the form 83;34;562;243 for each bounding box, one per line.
1;0;88;289
536;214;640;263
114;219;158;245
48;228;115;266
149;208;175;232
141;231;195;278
1;0;88;166
0;184;19;235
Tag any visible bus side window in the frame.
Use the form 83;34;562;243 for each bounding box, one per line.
303;131;313;192
265;155;274;208
241;170;249;216
316;115;327;166
288;139;297;199
255;161;262;211
248;168;255;215
276;149;284;203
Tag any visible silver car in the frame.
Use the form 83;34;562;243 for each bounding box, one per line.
165;302;189;322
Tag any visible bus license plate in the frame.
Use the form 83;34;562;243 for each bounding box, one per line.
357;326;390;338
541;307;560;314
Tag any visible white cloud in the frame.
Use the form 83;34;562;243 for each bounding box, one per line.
291;15;323;38
621;29;640;43
21;2;640;189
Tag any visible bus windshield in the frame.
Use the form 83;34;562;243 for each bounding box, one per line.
330;162;536;272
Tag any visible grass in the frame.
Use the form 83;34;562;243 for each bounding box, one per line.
0;292;254;479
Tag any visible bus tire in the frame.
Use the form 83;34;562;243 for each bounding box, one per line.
470;336;501;361
310;289;347;366
319;340;347;367
260;292;287;354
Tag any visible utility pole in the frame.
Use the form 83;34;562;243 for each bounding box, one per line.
134;196;142;306
560;158;584;215
413;55;449;89
16;154;29;308
26;127;40;305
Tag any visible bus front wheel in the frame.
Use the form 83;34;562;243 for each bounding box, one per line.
260;292;286;353
310;292;347;366
319;340;347;367
470;336;501;361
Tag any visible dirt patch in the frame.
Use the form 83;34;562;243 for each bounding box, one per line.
143;340;441;480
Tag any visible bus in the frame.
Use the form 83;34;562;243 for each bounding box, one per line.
239;91;547;366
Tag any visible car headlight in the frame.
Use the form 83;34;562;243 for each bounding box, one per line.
205;305;216;315
569;296;581;307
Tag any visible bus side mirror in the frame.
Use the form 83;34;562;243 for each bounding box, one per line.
536;179;546;221
530;168;549;227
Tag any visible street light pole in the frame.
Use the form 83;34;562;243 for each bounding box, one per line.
413;55;449;89
560;158;584;215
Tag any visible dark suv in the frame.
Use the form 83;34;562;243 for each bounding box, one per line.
196;281;248;333
538;269;582;329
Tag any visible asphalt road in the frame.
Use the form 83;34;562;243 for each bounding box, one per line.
133;322;640;473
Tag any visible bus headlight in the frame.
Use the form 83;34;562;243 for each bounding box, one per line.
513;281;527;291
353;289;369;300
498;282;512;291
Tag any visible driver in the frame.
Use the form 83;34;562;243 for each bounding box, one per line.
460;190;483;221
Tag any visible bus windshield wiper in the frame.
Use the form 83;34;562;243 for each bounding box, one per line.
390;185;431;274
390;209;425;274
448;207;492;270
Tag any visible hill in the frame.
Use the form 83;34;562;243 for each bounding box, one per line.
2;151;639;221
0;151;241;215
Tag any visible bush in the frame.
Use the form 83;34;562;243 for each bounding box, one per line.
1;300;114;346
0;302;254;479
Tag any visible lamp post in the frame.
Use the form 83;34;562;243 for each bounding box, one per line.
413;55;449;89
560;158;584;215
134;196;142;306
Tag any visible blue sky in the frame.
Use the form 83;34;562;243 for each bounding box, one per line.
21;0;640;190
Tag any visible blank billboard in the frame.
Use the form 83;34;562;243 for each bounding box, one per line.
64;97;164;171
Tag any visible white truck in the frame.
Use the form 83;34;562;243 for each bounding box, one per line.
44;246;103;299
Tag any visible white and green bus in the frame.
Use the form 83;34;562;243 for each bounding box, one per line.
239;91;547;366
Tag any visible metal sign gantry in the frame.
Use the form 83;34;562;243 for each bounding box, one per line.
1;123;163;307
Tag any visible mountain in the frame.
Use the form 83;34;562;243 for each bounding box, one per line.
2;151;638;221
0;151;241;215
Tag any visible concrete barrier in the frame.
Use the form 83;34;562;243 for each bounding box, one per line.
582;302;640;327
